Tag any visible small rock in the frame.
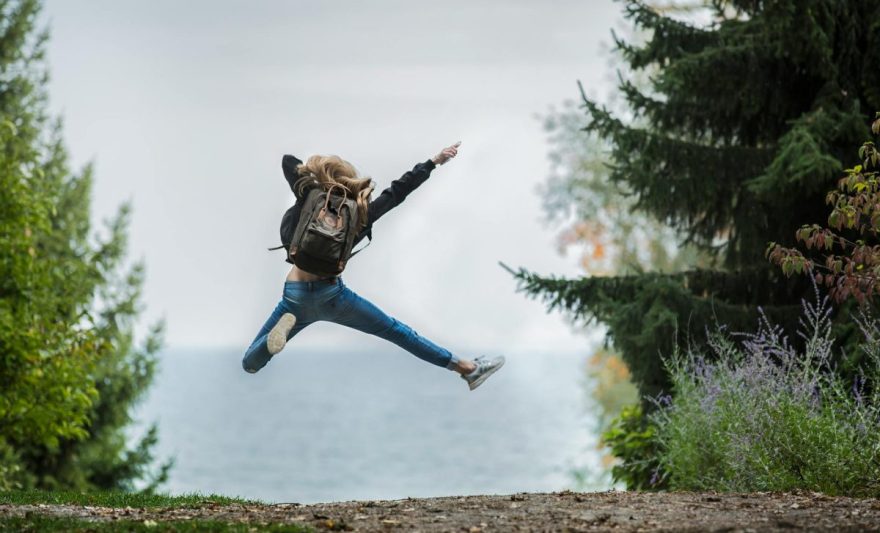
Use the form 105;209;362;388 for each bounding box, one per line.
321;518;352;531
275;503;300;509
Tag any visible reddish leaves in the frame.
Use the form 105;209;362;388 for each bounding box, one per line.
768;114;880;305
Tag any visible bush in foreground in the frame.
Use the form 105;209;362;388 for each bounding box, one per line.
650;288;880;496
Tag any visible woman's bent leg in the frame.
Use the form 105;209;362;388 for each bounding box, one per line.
330;287;460;370
242;299;310;373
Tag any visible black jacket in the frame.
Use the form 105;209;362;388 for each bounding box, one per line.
280;154;437;259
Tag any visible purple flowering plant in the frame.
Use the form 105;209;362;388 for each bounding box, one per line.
649;282;880;496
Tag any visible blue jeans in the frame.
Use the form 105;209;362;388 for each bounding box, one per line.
242;277;460;373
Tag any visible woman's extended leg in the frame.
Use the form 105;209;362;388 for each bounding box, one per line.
329;286;461;370
242;299;311;373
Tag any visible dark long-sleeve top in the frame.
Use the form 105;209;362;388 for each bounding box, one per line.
280;154;437;255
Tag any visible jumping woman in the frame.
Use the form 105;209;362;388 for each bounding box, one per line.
241;142;505;391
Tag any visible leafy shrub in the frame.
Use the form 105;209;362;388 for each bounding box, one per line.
601;404;667;490
650;287;880;496
768;113;880;304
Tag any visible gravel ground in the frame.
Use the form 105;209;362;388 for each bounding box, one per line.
3;490;880;531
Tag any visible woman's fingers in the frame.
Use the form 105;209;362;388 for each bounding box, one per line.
434;141;460;165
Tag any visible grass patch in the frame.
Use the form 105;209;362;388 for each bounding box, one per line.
0;490;261;508
0;515;312;532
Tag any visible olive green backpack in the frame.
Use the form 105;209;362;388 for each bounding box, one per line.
280;184;369;277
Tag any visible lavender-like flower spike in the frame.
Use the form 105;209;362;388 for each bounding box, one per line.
651;275;880;495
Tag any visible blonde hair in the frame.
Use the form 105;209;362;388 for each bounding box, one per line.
293;154;374;232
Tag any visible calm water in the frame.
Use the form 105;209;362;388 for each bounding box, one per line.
131;346;603;503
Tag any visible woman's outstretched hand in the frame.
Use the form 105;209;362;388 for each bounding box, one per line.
431;141;461;166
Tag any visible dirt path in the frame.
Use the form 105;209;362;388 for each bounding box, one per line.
3;490;880;531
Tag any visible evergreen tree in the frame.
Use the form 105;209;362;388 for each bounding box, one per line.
507;0;880;402
0;0;168;490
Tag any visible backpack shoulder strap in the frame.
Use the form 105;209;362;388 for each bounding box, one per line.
349;228;372;258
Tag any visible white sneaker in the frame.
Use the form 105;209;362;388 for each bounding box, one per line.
462;355;505;390
267;313;296;355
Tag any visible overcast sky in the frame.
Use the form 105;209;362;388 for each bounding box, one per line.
40;0;623;358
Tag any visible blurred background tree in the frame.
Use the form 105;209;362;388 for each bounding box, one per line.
536;0;712;485
0;0;168;491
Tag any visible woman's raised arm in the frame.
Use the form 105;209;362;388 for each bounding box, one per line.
281;154;305;198
367;141;462;226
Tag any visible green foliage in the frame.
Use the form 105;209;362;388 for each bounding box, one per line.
0;490;260;508
0;0;167;490
510;0;880;403
600;404;666;490
769;114;880;304
0;516;313;532
651;295;880;496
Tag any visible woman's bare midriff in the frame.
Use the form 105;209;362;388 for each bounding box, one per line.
285;264;335;282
